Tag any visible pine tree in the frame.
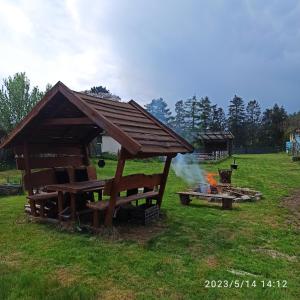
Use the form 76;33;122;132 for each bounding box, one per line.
246;100;261;146
184;96;200;133
260;104;287;147
145;98;172;125
228;95;246;147
199;96;212;130
210;105;227;131
173;100;186;134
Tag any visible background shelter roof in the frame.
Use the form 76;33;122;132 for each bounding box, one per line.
198;131;234;142
0;81;193;156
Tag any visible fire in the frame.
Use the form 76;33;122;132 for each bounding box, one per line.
206;172;218;187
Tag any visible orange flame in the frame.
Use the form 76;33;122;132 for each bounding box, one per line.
206;172;218;187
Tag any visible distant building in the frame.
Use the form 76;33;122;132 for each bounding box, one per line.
101;134;121;154
195;131;234;160
90;133;121;156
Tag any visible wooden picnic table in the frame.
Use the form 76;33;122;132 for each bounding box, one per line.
46;179;108;222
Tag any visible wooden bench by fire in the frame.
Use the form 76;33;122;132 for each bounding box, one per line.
177;191;235;210
87;173;162;227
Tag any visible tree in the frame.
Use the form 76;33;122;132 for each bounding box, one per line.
90;86;110;94
210;105;227;131
184;96;200;133
260;104;288;147
145;98;172;125
245;100;261;146
198;96;212;130
85;85;120;101
0;72;44;133
228;95;246;147
173;100;186;134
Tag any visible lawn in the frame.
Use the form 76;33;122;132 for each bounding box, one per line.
0;153;299;299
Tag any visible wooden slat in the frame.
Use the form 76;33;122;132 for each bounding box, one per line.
104;173;162;195
85;100;138;114
112;119;160;129
139;145;188;153
138;140;181;147
100;111;151;123
24;168;57;190
126;132;176;142
87;191;159;211
16;156;84;170
76;93;134;109
27;192;58;201
15;144;83;155
122;126;170;136
85;102;142;117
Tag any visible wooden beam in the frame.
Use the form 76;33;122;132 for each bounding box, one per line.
42;117;94;126
104;148;126;226
23;142;37;216
157;155;173;207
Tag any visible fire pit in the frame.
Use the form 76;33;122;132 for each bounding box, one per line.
177;173;262;210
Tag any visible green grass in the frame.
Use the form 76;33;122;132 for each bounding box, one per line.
0;153;299;299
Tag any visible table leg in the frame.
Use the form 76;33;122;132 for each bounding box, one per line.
222;198;233;210
39;201;45;218
58;191;63;221
98;190;102;201
70;193;76;222
93;210;99;228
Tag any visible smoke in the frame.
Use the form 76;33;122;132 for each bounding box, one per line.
171;153;206;186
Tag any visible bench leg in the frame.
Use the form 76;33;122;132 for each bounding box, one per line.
39;202;45;218
93;210;99;228
70;193;76;222
29;199;37;216
180;194;191;205
58;192;64;221
222;198;233;210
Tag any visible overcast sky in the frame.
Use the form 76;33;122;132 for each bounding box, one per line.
0;0;299;112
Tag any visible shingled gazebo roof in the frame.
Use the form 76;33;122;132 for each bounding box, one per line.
198;131;234;141
0;81;193;156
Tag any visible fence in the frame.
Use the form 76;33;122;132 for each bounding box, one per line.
193;151;229;162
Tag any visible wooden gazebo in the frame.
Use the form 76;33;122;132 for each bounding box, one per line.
0;82;193;227
197;131;234;158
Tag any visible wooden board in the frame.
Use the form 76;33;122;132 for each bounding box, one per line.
103;173;162;195
16;155;84;170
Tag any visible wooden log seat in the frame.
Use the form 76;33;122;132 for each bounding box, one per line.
177;192;235;210
87;173;162;227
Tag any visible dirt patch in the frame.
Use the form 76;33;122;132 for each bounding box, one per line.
96;284;135;300
90;216;167;244
281;191;300;229
204;255;219;268
51;266;83;287
114;220;167;244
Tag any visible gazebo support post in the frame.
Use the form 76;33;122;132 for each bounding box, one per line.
157;155;173;207
104;148;126;226
23;142;36;216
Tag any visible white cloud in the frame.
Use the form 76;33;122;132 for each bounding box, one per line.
0;0;124;97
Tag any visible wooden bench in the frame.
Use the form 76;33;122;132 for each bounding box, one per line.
177;191;235;210
87;173;162;227
24;165;98;218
